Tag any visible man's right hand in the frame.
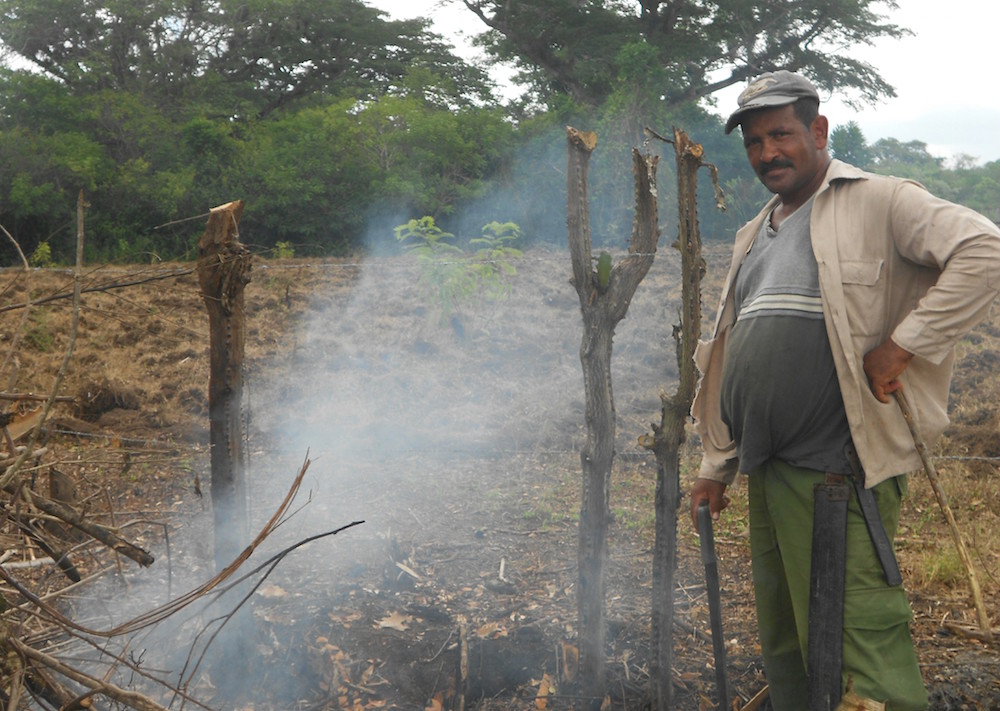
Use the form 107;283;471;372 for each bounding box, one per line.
689;477;730;528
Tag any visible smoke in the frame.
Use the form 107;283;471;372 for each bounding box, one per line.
56;187;689;708
250;243;680;521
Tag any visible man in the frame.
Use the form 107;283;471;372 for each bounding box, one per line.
689;70;1000;710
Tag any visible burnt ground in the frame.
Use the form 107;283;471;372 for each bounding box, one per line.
2;242;1000;710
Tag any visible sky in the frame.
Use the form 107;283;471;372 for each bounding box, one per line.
372;0;1000;164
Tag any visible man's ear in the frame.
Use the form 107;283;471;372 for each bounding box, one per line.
813;115;830;150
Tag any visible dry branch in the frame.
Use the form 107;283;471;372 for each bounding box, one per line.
566;127;660;708
0;456;313;643
13;485;154;567
7;637;170;711
943;623;999;647
894;391;992;639
0;268;196;315
20;661;92;710
0;393;76;403
0;457;354;711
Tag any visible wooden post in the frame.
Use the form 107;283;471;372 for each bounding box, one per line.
641;128;724;710
197;200;251;571
566;128;660;708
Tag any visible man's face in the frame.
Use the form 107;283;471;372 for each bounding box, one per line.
741;104;829;206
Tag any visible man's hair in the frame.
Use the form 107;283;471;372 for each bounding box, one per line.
792;97;820;129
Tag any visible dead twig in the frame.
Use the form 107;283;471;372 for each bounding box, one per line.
894;391;992;640
0;484;154;567
2;457;360;711
1;456;317;640
943;622;1000;647
0;393;76;403
174;517;365;700
7;637;170;711
0;268;196;315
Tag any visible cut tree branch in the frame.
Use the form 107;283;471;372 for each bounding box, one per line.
0;268;196;315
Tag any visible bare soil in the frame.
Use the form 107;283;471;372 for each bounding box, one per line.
2;242;1000;710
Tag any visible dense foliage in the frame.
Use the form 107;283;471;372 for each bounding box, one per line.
0;0;507;261
462;0;906;112
0;0;997;265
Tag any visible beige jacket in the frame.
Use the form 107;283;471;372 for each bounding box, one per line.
691;159;1000;488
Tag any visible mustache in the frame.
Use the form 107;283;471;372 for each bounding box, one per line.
759;159;793;175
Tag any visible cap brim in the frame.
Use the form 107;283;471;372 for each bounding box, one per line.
724;94;800;134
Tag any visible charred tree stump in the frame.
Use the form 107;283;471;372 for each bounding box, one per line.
566;127;660;708
642;128;723;710
197;200;251;571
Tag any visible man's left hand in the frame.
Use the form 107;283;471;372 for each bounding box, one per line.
863;339;914;403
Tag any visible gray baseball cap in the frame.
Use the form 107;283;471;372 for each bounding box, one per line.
724;70;820;134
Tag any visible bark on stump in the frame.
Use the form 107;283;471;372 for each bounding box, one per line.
197;200;251;571
643;128;722;710
566;127;660;708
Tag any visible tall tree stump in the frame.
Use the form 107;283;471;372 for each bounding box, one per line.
642;128;723;710
197;200;251;571
566;127;660;708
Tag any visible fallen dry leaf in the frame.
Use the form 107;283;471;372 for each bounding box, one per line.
3;407;43;442
535;673;555;709
376;611;412;631
330;610;364;627
475;621;508;639
257;584;288;599
361;662;374;685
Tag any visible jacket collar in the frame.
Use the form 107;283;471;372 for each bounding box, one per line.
822;159;869;187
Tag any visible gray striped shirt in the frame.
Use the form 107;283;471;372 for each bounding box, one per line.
720;197;853;475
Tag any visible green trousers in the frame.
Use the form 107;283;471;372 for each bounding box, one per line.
748;459;928;710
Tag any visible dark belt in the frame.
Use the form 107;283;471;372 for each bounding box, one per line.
842;443;903;587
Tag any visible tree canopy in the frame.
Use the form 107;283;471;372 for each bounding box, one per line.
0;0;996;264
462;0;908;112
0;0;512;260
0;0;495;115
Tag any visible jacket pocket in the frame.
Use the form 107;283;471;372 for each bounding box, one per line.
841;259;884;286
840;259;885;339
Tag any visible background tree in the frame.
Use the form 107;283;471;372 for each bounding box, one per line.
830;120;874;168
0;0;506;261
462;0;908;112
1;0;995;267
0;0;493;114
